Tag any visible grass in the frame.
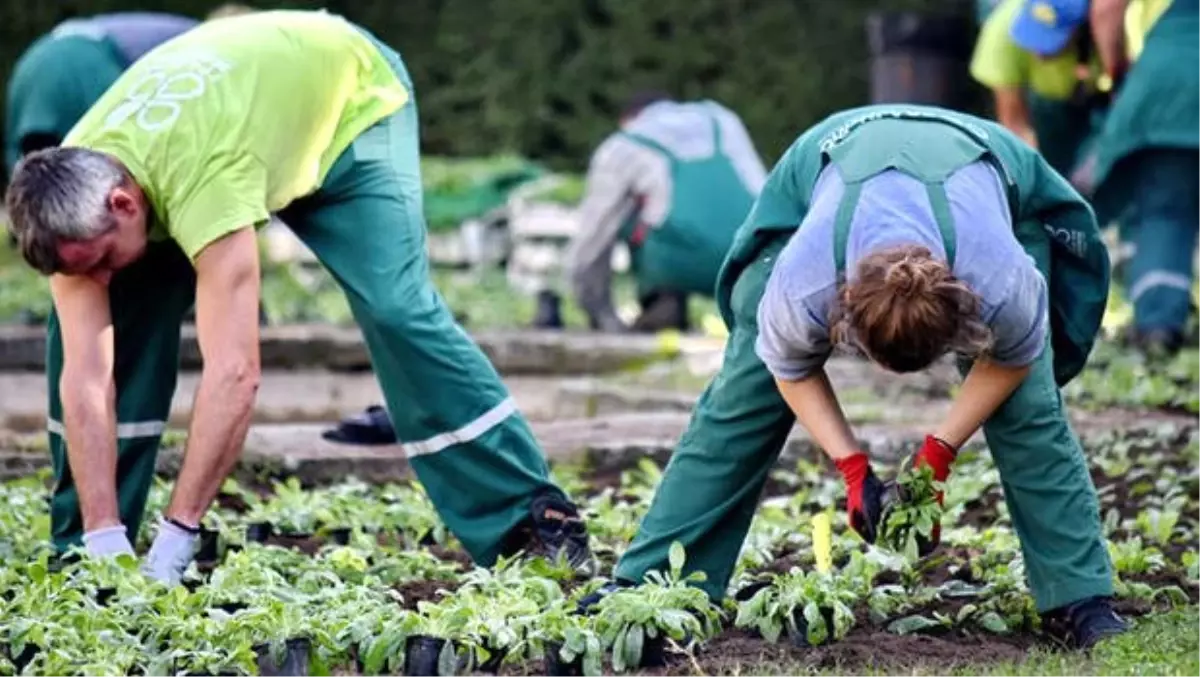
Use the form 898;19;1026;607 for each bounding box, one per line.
729;607;1200;676
969;607;1200;677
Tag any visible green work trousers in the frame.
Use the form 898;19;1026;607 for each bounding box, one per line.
614;224;1113;613
1121;148;1200;334
47;38;566;564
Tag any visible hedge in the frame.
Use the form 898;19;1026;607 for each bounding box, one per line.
1;0;986;171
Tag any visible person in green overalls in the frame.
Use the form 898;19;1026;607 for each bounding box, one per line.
969;0;1108;177
579;104;1128;649
1073;0;1196;354
3;10;590;584
559;92;767;333
3;12;199;181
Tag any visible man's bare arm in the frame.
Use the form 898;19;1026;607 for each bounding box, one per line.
165;227;262;526
1091;0;1131;83
50;273;120;533
993;88;1038;149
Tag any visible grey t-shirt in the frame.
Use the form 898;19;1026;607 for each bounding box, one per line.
755;160;1048;382
53;13;198;66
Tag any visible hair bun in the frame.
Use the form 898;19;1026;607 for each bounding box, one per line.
884;259;928;297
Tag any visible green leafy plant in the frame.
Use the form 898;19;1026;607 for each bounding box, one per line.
529;599;604;676
1108;537;1167;575
734;568;857;645
878;461;945;561
592;542;722;672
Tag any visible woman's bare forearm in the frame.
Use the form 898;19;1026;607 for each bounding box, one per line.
935;360;1031;447
775;370;860;460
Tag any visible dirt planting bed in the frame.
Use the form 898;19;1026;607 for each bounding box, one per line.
2;413;1195;676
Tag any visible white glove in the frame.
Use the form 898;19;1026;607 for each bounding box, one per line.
141;518;199;586
81;525;135;557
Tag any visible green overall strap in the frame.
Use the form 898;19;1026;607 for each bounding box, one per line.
619;129;675;160
831;179;960;278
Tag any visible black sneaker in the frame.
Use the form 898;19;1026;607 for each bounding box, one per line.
503;492;594;574
532;291;564;329
1049;596;1129;649
1127;327;1185;358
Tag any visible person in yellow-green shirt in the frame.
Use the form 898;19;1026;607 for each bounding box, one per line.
1074;0;1196;355
3;10;591;584
969;0;1107;176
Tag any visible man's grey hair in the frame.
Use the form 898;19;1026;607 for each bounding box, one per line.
4;147;127;275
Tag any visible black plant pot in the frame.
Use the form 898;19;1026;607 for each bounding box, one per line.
7;642;39;672
639;633;667;668
254;637;311;676
246;522;274;543
789;606;838;647
181;578;205;594
475;644;507;674
543;641;583;676
195;527;221;566
215;601;248;614
403;635;454;676
327;527;352;546
95;586;117;606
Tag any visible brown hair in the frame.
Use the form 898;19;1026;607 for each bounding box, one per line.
829;245;992;373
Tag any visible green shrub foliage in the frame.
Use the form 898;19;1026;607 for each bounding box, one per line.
1;0;984;171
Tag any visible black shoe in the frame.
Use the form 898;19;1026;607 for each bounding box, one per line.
1128;327;1185;358
502;491;594;573
321;405;397;445
1048;596;1129;649
575;578;635;614
631;290;690;333
532;290;564;329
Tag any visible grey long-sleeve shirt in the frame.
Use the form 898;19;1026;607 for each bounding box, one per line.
564;100;767;330
755;160;1049;381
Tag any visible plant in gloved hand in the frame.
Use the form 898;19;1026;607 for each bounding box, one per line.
878;460;945;562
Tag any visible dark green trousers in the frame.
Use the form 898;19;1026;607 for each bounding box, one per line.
614;223;1113;613
47;37;567;564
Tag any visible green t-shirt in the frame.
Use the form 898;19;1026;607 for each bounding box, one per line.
63;10;409;261
969;0;1101;100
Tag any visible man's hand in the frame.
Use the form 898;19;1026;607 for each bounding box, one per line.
162;226;261;531
835;453;888;543
49;273;122;535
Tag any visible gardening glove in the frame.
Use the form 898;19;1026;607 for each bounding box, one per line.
834;453;887;544
141;517;199;586
911;434;957;553
82;525;136;558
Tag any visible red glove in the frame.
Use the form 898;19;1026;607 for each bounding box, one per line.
912;435;957;552
835;453;887;544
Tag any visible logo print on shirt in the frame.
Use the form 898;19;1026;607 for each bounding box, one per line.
104;50;233;132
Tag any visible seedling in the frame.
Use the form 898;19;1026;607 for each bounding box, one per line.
878;460;945;561
592;542;722;672
734;568;857;646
